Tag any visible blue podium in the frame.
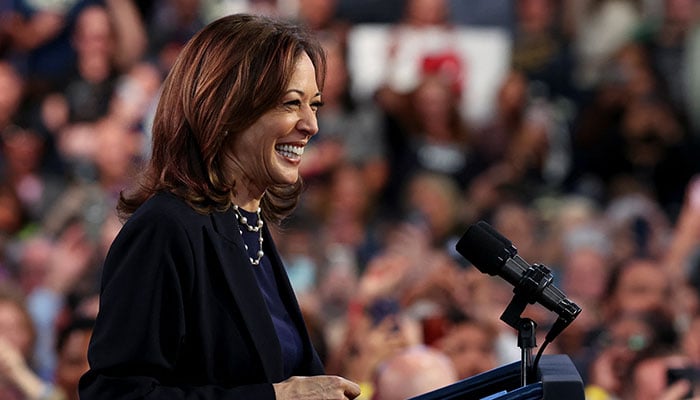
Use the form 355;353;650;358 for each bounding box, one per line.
408;354;584;400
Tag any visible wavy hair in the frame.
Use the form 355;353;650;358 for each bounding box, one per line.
118;14;326;224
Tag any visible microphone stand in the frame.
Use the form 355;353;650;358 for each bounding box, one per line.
498;263;554;387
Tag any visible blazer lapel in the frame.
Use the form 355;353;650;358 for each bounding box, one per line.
263;229;324;374
209;209;284;382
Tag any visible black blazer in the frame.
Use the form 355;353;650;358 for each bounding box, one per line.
79;192;324;399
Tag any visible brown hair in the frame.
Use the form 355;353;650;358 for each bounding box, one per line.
118;13;326;224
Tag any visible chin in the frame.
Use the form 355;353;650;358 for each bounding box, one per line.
272;170;300;186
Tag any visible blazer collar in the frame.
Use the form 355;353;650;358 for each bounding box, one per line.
210;206;244;244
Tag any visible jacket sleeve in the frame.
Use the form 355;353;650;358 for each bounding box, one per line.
78;208;276;400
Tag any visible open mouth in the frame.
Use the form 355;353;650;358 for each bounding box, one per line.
275;144;304;161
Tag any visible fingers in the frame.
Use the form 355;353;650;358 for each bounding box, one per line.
273;375;361;400
342;376;361;399
324;375;361;399
659;380;692;400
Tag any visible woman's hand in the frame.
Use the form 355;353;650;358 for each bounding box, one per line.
273;375;361;400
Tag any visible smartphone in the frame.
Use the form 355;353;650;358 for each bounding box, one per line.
667;367;698;398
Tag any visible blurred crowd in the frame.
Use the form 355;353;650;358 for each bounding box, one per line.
1;0;700;399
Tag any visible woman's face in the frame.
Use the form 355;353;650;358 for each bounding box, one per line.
228;53;321;193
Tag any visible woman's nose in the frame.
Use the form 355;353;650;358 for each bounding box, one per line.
296;105;318;137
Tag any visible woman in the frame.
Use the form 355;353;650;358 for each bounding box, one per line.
79;14;361;400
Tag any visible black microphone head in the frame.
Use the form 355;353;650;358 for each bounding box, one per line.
476;221;515;252
456;221;515;275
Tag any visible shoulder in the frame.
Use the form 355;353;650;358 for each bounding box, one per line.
114;192;216;250
101;193;206;289
128;192;207;227
137;191;196;213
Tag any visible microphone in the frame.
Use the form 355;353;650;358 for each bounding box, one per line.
456;221;581;324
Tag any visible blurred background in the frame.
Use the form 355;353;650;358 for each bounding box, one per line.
2;0;700;399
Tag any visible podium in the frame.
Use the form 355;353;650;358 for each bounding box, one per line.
408;354;584;400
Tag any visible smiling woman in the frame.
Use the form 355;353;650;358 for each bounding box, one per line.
117;13;326;225
78;13;360;400
225;53;323;200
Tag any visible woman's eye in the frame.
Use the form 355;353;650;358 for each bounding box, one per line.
311;101;324;112
282;99;323;112
283;100;301;108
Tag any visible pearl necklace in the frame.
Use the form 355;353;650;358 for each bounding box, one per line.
233;204;264;266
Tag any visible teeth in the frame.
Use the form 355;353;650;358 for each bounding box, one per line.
275;144;304;157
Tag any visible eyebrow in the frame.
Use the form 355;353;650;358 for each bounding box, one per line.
286;89;322;98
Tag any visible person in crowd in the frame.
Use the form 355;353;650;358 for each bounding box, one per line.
6;0;145;96
379;56;479;207
379;0;457;97
0;61;23;132
602;257;672;321
78;13;360;399
634;0;698;117
145;0;206;75
372;345;458;400
433;313;498;380
0;121;52;222
300;35;388;207
510;0;576;101
658;175;700;323
0;182;26;244
22;221;97;381
401;72;479;191
616;95;694;215
403;172;464;250
472;69;529;169
626;351;698;400
107;61;162;134
337;309;419;399
61;4;124;124
295;0;350;46
565;0;643;93
53;317;94;400
556;224;613;355
0;282;66;400
315;163;385;272
43;116;142;242
604;192;673;265
582;309;676;399
0;2;699;400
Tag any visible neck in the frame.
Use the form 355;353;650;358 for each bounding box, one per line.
231;188;263;212
79;55;111;83
233;198;261;212
224;158;267;212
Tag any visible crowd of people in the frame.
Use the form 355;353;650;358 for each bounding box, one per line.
1;0;700;399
